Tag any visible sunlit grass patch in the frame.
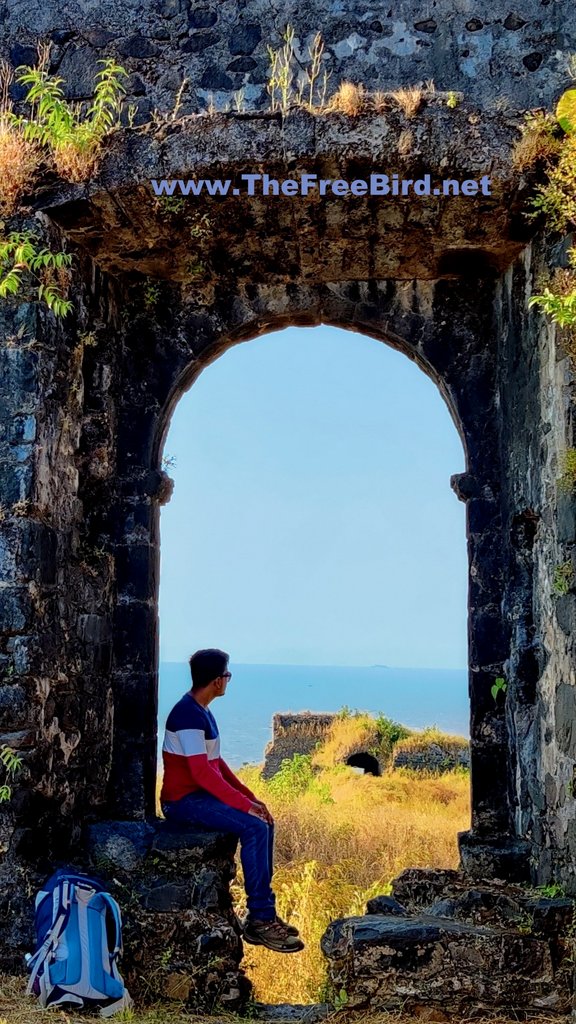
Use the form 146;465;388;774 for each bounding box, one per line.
235;764;470;1003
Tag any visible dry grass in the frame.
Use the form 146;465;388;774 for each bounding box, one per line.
389;87;424;118
327;82;366;116
511;111;563;173
53;139;103;182
398;129;414;157
371;91;389;113
1;975;564;1024
393;727;468;756
311;714;382;770
0;61;41;214
233;764;470;1004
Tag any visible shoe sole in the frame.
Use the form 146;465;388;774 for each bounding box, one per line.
242;931;305;953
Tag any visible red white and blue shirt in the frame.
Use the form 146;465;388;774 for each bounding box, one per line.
160;691;257;811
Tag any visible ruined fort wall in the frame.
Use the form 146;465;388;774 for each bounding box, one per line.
499;234;576;892
0;0;574;119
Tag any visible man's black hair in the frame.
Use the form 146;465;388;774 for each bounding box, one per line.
189;648;229;689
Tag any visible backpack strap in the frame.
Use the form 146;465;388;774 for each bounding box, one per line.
98;991;134;1018
99;892;124;958
26;880;74;1000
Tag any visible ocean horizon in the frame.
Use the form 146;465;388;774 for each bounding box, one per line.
158;662;469;768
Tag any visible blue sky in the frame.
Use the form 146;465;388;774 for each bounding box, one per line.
158;325;467;669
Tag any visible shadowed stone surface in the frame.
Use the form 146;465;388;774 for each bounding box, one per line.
86;820;250;1010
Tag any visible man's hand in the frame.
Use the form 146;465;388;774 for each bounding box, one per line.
249;801;274;825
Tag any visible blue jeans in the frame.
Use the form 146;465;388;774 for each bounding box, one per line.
161;792;277;921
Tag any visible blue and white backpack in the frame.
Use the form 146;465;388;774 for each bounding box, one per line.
25;868;133;1017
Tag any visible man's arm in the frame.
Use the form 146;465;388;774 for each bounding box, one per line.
218;757;258;801
167;728;255;812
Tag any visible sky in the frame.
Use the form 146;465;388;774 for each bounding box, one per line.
158;324;468;669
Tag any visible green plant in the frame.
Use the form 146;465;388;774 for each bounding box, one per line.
524;85;576;230
558;448;576;492
553;560;574;596
267;24;295;115
557;88;576;136
268;753;333;804
0;231;73;316
374;712;412;758
491;676;507;702
446;91;461;109
10;47;127;181
0;744;23;802
513;911;534;935
157;195;186;215
143;280;161;309
333;987;349;1010
305;32;327;109
532;882;566;898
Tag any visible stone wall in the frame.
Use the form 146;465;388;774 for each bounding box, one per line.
0;0;574;120
86;820;249;1010
392;742;470;772
262;713;336;779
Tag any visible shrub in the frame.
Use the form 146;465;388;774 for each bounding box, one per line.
0;61;41;214
374;712;412;760
9;46;127;182
390;85;424;118
268;753;333;804
393;725;468;756
511;111;563;173
328;81;365;116
0;231;73;316
558;448;576;493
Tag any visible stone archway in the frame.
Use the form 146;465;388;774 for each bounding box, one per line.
346;752;382;777
107;272;512;866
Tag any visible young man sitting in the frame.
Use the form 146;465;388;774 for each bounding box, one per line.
160;648;304;954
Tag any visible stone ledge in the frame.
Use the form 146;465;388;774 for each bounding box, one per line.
85;819;248;1011
34;108;539;282
320;868;576;1016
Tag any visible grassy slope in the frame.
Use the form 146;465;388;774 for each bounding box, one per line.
234;762;470;1004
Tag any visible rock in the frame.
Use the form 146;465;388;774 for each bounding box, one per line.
85;820;248;1010
119;35;161;58
189;8;218;28
365;895;409;916
321;910;573;1013
228;24;261;55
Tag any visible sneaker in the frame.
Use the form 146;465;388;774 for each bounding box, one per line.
240;911;300;936
242;917;305;953
274;914;300;936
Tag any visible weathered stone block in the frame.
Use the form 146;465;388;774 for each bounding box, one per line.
84;820;247;1011
321;910;573;1014
365;895;408;917
0;589;34;633
0;684;28;729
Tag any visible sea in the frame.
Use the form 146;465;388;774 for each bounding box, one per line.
158;662;469;768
